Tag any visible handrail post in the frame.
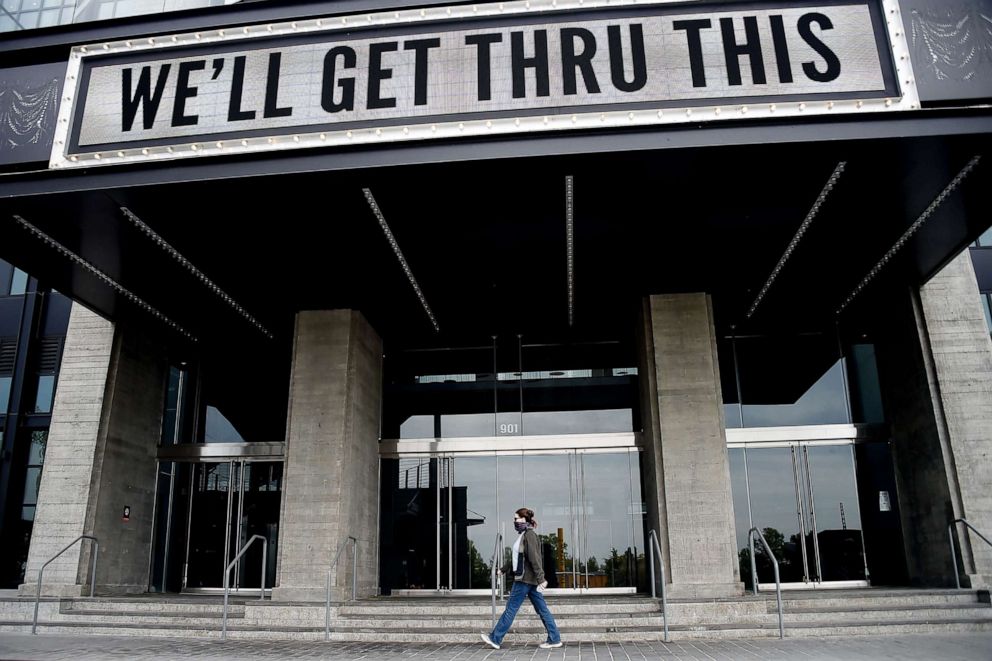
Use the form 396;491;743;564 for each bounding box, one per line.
647;530;669;643
749;532;758;596
949;522;962;589
324;535;359;643
222;534;268;640
948;518;992;589
352;537;358;601
325;571;332;641
489;531;502;629
32;535;99;635
749;527;784;639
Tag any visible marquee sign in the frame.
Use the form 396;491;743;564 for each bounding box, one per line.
51;0;915;168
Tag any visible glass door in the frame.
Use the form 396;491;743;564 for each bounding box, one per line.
738;442;868;588
380;448;645;594
182;460;283;591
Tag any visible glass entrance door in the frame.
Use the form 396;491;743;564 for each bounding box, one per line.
736;442;868;588
183;460;282;591
382;448;645;593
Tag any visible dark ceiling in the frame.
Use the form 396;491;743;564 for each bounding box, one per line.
1;131;990;361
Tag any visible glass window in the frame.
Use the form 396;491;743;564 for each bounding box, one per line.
33;374;55;413
204;406;246;443
160;366;183;445
383;338;638;439
0;261;11;295
0;376;11;412
978;226;992;247
982;294;992;335
9;269;27;296
27;430;46;465
735;333;850;428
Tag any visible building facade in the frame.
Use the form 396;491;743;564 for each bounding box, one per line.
0;0;991;603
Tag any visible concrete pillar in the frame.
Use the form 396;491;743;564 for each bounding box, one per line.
917;253;992;588
20;304;166;596
273;310;382;601
638;294;741;598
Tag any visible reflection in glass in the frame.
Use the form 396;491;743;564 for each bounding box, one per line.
521;454;574;588
449;456;497;589
33;374;54;413
204;406;247;443
384;338;637;439
579;452;645;590
0;376;11;412
9;269;27;295
160;367;182;445
736;334;850;428
806;446;867;582
731;443;868;587
742;447;809;583
728;448;753;589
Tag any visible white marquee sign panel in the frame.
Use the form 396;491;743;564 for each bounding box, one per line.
51;0;916;168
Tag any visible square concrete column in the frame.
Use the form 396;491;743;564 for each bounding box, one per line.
638;294;741;598
20;304;166;596
916;252;992;588
273;310;382;601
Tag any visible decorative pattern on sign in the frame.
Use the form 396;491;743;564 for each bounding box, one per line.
910;2;992;81
0;77;59;151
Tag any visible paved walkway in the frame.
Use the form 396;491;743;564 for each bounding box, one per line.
0;633;991;660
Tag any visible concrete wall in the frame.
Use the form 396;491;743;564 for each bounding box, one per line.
918;252;992;588
19;305;165;596
274;310;383;601
873;251;992;588
639;294;741;598
84;327;166;593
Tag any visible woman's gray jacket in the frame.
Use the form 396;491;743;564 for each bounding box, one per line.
500;528;547;586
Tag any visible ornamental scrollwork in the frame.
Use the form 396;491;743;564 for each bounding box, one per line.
910;1;992;82
0;77;59;152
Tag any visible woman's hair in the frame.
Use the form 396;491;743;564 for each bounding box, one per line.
515;507;535;524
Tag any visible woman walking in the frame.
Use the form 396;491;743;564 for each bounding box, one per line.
481;507;563;649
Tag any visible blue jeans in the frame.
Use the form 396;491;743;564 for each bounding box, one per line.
489;580;561;645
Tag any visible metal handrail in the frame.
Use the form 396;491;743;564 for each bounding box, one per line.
325;536;358;641
32;534;99;634
222;534;268;640
489;531;503;629
646;529;670;642
748;527;784;639
948;518;992;589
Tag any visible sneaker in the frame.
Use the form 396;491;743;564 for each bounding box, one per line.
481;633;501;650
539;640;564;649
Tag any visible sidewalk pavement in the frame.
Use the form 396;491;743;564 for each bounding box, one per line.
1;633;991;660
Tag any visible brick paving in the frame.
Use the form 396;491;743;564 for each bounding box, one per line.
0;633;991;660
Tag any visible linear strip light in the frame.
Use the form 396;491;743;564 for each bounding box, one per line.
566;175;575;327
362;188;440;332
120;206;273;339
747;161;847;319
836;155;983;314
12;214;198;342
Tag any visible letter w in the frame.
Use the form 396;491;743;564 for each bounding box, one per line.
122;64;171;132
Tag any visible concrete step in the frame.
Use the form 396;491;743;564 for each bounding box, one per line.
337;601;661;616
61;599;244;615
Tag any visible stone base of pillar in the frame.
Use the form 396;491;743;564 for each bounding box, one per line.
16;582;87;598
667;582;744;599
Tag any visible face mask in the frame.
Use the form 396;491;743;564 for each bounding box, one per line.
514;521;528;533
